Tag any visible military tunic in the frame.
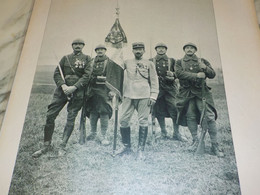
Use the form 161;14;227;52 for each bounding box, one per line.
44;52;92;142
175;54;217;126
85;55;113;118
151;54;178;119
120;58;159;127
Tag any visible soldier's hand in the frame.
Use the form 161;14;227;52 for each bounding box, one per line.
108;91;116;100
166;71;174;77
66;86;77;95
148;98;156;107
196;72;206;79
61;84;69;94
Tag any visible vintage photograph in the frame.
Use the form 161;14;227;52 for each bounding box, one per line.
9;0;241;194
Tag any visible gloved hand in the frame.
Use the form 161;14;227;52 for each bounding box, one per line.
147;98;156;107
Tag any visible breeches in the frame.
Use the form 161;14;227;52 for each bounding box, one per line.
45;88;83;126
120;98;151;128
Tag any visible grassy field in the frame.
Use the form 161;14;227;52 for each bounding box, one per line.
9;82;241;195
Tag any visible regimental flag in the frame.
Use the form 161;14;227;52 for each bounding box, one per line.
105;18;127;49
105;17;127;100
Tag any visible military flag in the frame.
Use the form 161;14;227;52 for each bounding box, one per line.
105;4;127;155
104;6;126;100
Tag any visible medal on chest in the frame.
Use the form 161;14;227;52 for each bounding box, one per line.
74;58;85;68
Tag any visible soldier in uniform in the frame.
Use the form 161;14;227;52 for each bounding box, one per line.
85;44;113;145
151;43;186;141
32;38;92;157
175;42;223;157
119;42;159;159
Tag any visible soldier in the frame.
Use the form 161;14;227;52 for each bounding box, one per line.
119;42;159;159
151;43;186;141
175;42;223;157
32;38;92;158
85;44;113;145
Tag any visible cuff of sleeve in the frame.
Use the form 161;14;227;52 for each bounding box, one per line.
150;93;158;100
57;81;65;88
74;82;82;89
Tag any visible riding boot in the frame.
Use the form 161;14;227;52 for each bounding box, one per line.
137;126;148;160
100;114;110;146
87;113;98;140
32;141;51;158
172;120;187;142
157;117;168;139
32;123;54;158
60;124;74;148
117;127;131;156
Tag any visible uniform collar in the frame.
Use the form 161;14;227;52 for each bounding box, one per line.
73;51;82;56
183;54;198;62
155;54;168;61
94;55;108;62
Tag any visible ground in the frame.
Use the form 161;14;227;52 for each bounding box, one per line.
9;83;241;195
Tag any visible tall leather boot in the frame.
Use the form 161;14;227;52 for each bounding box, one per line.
60;124;74;148
208;121;224;157
137;126;148;160
117;127;131;156
87;113;98;141
100;114;110;146
157;117;168;139
32;123;54;158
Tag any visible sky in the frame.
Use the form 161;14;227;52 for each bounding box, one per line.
38;0;222;68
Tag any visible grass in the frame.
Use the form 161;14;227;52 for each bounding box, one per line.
8;83;241;195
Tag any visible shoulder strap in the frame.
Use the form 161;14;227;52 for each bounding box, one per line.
168;58;171;71
66;55;76;74
102;59;108;75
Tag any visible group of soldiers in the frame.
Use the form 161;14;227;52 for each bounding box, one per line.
32;38;224;159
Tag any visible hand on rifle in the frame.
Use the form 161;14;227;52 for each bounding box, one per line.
196;72;206;79
108;91;116;100
62;84;77;95
148;98;156;107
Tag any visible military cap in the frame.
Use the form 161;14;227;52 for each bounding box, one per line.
72;38;85;45
155;43;167;50
95;44;107;51
132;42;145;49
183;42;197;51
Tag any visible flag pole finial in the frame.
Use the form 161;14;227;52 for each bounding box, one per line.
116;0;120;18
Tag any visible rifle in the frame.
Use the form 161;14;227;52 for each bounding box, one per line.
112;95;119;156
150;105;156;144
79;87;87;145
195;79;207;155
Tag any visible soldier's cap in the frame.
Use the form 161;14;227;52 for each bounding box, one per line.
72;38;85;45
132;42;145;49
155;43;167;50
95;44;107;51
183;42;197;51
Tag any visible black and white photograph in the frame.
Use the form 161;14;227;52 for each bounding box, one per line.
2;0;260;194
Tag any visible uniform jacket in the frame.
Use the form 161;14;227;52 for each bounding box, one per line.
123;58;159;100
175;54;217;125
151;54;178;99
85;55;113;118
54;52;92;90
87;55;111;102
